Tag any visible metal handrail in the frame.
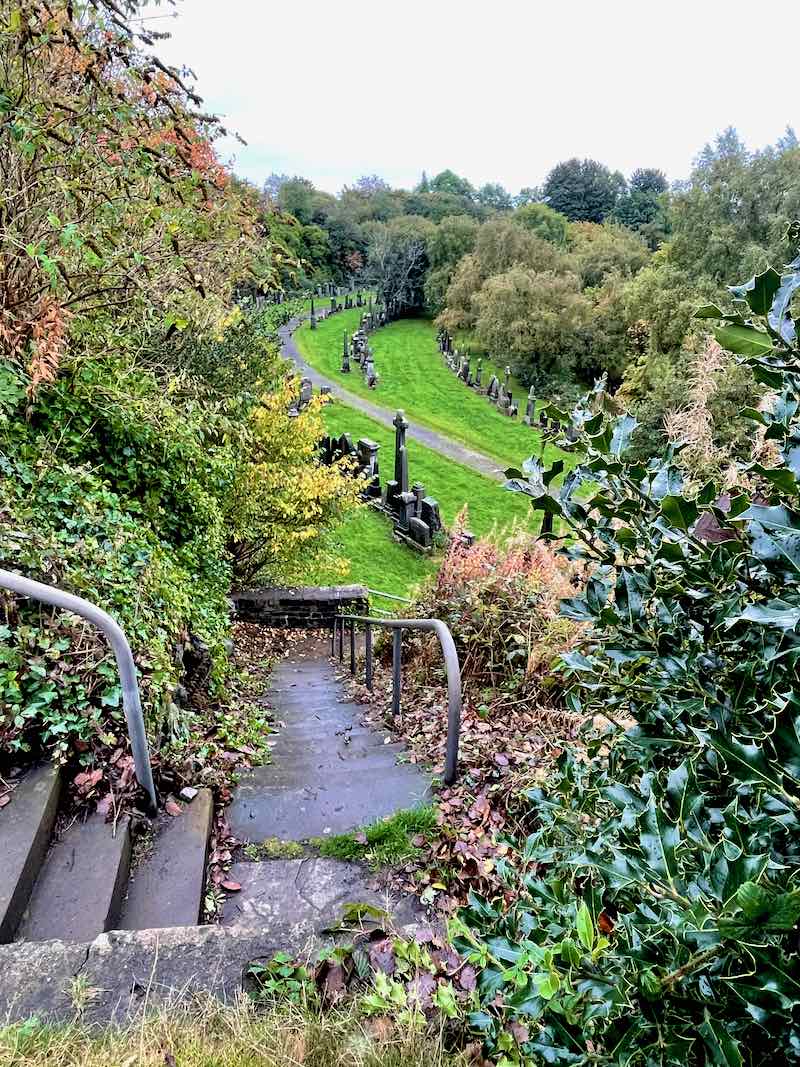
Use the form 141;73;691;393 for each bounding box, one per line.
0;569;158;813
332;613;462;784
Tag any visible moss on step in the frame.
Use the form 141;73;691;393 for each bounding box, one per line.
241;838;304;861
311;806;437;869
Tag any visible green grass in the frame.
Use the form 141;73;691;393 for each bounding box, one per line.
306;399;540;600
295;310;559;471
0;1000;465;1066
307;506;438;602
313;806;438;869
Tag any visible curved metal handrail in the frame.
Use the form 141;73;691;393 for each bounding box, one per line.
0;569;158;813
334;613;462;784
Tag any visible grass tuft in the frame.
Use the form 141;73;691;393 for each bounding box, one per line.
313;806;438;869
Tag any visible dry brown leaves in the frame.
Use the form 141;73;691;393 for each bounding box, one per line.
344;658;579;909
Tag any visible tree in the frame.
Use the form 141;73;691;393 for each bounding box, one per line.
440;219;568;330
668;127;800;283
569;222;650;288
476;183;513;212
277;178;316;224
513;186;543;208
367;216;434;311
630;167;668;195
493;242;800;1062
473;267;590;390
263;172;291;201
353;175;391;195
543;158;626;222
424;215;480;313
514;202;570;246
429;169;476;201
0;0;264;383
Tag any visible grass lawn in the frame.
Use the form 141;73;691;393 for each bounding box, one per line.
295;310;559;471
307;400;540;601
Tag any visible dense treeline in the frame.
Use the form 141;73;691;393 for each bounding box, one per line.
269;127;800;460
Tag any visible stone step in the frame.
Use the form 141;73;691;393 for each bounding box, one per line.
118;788;213;931
229;769;431;841
0;765;61;944
244;749;411;791
17;813;131;942
220;856;422;935
267;731;403;762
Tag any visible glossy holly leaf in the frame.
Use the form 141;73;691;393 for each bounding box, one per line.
729;267;782;316
609;414;637;458
715;324;774;358
768;270;800;343
726;601;800;630
660;495;699;530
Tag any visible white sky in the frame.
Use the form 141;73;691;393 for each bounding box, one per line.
140;0;799;195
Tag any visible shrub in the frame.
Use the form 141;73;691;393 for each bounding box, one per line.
463;241;800;1063
410;519;581;705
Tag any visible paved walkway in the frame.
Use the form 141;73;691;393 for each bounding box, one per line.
223;637;427;939
280;317;505;481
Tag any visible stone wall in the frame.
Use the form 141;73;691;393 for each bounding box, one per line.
231;585;369;629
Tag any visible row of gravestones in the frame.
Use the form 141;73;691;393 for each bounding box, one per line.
338;297;400;388
437;327;544;427
318;410;450;552
309;290;367;331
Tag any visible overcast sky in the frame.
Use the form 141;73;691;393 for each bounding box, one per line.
140;0;798;195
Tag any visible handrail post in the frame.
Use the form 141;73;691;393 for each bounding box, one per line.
330;616;336;658
338;615;344;661
392;628;402;720
365;623;373;692
349;618;356;675
0;568;158;814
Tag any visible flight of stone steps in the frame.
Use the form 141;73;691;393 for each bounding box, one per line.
0;635;430;1021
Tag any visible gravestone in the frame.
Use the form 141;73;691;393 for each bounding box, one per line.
523;387;536;425
341;332;350;373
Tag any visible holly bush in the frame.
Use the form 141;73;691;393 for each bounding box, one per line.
453;233;800;1062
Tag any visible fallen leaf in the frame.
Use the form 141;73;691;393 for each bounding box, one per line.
365;1016;394;1041
597;910;615;935
221;880;242;892
509;1022;530;1044
353;831;368;845
0;795;10;808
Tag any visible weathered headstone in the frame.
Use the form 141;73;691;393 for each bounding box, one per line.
341;332;350;373
523;386;536;425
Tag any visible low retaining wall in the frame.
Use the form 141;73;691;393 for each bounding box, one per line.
231;585;369;629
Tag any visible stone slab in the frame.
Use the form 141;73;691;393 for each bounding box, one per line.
118;788;213;931
17;814;131;942
0;764;60;943
0;924;286;1024
220;857;422;935
229;769;431;841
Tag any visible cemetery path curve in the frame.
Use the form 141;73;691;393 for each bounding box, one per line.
280;318;505;482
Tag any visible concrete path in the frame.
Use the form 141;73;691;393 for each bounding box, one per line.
223;637;428;939
281;318;505;481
